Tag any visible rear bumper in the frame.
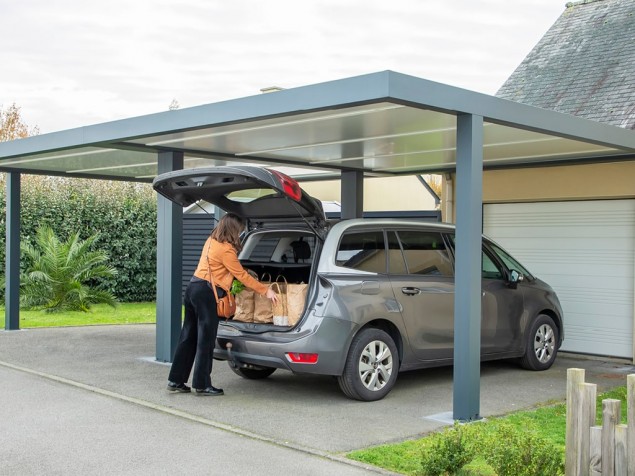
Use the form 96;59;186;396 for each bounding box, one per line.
214;315;354;376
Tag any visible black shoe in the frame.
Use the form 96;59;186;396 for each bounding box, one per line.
167;381;191;393
194;386;224;396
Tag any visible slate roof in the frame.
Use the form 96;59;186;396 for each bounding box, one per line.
497;0;635;130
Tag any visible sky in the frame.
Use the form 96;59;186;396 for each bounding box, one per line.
0;0;567;134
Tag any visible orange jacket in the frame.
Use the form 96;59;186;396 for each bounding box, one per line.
193;237;269;296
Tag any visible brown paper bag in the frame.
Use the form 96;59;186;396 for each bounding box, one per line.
253;273;273;323
232;289;255;322
286;282;308;326
271;281;288;326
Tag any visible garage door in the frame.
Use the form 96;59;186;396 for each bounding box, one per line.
483;200;635;359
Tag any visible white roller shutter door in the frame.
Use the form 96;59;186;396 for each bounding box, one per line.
483;200;635;359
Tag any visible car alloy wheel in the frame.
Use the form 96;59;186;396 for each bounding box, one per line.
338;328;399;401
534;323;556;364
520;314;559;371
358;340;394;392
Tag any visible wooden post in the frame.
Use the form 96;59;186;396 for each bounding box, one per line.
615;424;627;476
567;368;587;476
590;427;602;476
602;399;621;476
628;374;634;476
579;383;597;476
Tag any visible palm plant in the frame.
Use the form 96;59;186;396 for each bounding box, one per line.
20;226;118;312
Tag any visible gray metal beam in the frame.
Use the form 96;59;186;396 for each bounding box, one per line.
4;172;20;330
453;114;484;422
155;151;184;362
341;170;363;219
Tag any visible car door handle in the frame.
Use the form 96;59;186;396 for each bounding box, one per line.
401;287;421;296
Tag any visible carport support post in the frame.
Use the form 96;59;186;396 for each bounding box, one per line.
4;172;20;330
341;170;363;219
453;113;483;422
156;151;184;362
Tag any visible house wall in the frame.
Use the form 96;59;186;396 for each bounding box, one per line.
442;161;635;222
483;161;635;203
301;175;437;211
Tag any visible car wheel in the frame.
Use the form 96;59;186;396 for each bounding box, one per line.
520;314;559;371
229;364;276;379
337;328;399;401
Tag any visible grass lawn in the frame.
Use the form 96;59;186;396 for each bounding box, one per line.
0;302;157;328
347;386;629;475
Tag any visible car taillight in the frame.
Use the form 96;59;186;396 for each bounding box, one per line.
286;352;318;364
270;169;302;202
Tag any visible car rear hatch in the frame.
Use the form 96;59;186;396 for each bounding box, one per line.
152;166;325;227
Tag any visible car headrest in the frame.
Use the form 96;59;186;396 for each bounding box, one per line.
290;238;311;262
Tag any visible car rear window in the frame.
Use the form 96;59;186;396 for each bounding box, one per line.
336;231;386;273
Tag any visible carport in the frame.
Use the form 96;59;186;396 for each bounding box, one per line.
2;71;634;421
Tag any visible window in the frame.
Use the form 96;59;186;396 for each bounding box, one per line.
225;188;276;202
336;231;386;273
387;231;407;274
396;230;453;277
244;236;281;262
489;243;533;279
482;250;503;280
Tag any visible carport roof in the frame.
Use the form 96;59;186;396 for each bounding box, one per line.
1;70;634;182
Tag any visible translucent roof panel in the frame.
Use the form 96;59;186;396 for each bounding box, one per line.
0;71;633;182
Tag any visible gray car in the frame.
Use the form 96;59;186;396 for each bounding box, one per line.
154;166;564;401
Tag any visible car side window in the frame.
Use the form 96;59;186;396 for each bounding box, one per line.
489;242;533;279
387;231;408;274
396;230;453;277
448;234;505;280
335;231;387;273
482;250;504;280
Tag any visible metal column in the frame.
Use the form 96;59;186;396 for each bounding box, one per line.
155;152;184;362
4;172;20;330
453;114;484;421
341;170;363;219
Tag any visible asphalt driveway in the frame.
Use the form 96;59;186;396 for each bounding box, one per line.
1;325;632;474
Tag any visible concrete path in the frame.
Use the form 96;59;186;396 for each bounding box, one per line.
1;325;632;475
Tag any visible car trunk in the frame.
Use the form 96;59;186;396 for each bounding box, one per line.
153;166;326;330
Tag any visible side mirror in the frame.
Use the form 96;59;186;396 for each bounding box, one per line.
508;269;524;288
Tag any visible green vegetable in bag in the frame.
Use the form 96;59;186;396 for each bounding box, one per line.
230;279;245;296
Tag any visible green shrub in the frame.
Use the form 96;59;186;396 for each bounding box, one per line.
420;422;475;475
419;420;564;476
0;175;157;302
20;226;118;312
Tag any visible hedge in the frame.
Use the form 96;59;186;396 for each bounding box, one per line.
0;175;157;302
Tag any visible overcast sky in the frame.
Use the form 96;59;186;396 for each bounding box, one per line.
1;0;566;134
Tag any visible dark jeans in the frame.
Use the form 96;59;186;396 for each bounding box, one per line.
168;280;220;389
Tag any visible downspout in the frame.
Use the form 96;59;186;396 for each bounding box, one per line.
443;173;454;223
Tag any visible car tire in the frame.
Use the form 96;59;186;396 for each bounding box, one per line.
337;328;399;401
520;314;559;371
229;364;276;379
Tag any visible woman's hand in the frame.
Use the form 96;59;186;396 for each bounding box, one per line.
265;287;279;304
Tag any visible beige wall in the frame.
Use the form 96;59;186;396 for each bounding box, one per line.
483;162;635;203
301;176;438;211
442;161;635;222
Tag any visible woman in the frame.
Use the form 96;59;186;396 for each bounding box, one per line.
167;213;278;396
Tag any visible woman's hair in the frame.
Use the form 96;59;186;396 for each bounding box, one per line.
211;213;244;251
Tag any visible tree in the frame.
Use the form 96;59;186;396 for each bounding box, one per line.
20;226;118;312
0;103;39;142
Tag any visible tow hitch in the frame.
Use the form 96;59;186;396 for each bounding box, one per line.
225;342;239;369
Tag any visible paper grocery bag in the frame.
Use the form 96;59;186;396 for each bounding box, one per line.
271;281;288;326
232;289;255;322
286;282;308;326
